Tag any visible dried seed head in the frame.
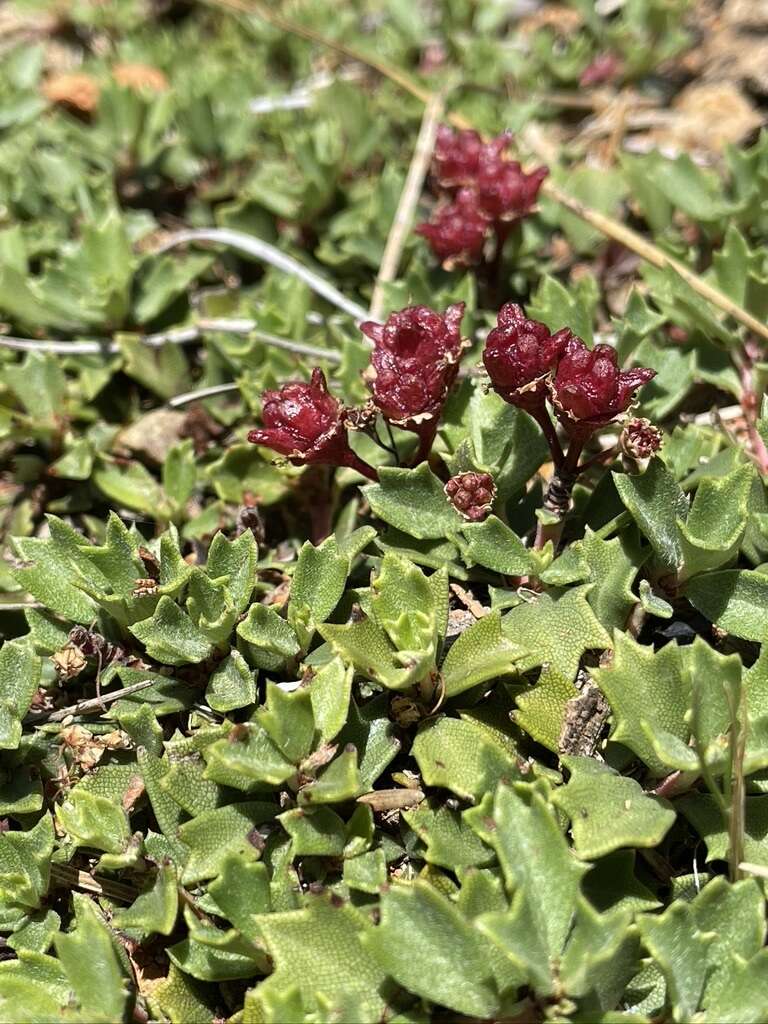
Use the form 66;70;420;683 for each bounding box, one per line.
51;643;88;681
620;418;663;460
444;471;496;521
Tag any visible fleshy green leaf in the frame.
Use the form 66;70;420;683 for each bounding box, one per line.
288;535;350;647
0;640;40;750
592;632;690;775
413;717;520;802
178;801;276;885
54;893;131;1023
403;800;494;870
553;757;675;859
502;585;611;680
130;596;214;665
458;515;553;576
686;569;768;641
441;610;524;698
637;901;712;1023
365;880;500;1018
237;603;300;670
678;463;754;580
309;656;353;743
205;651;256;713
56;789;132;856
363;464;463;539
614;460;688;571
474;784;588;994
0;813;53;910
252;893;391;1021
112;863;178;936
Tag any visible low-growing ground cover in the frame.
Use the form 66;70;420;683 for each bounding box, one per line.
2;1;768;1021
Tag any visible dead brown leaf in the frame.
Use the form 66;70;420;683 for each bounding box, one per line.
60;725;131;772
42;73;100;112
517;6;583;36
357;788;425;811
122;773;146;812
723;0;768;30
115;408;186;464
113;63;169;93
696;12;768;96
650;82;763;154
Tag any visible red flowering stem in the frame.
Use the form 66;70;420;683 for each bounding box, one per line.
737;346;768;475
342;451;380;481
529;405;565;467
484;221;513;305
411;419;439;466
533;433;586;551
577;443;619;473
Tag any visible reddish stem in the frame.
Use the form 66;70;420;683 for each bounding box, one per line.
483;221;513;307
343;451;379;481
411;419;439;466
533;433;587;551
738;351;768;475
529;404;565;467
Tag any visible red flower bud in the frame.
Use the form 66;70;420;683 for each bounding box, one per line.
551;337;656;427
248;368;377;478
482;303;573;411
432;125;485;188
579;53;621;87
475;152;548;223
444;471;496;521
415;189;489;268
360;303;466;427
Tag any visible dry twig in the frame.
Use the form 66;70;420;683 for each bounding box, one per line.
369;90;445;320
25;679;154;724
154;227;369;323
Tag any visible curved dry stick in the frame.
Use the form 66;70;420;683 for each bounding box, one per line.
0;328;197;355
154;227;369;324
213;0;768;344
0;321;345;361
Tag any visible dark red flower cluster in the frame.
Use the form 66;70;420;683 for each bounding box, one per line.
249;304;468;475
444;471;496;522
552;339;656;428
579;53;622;88
416;190;489;268
247;368;377;480
416;126;549;269
248;299;656;486
483;303;656;452
360;303;466;427
483;303;573;412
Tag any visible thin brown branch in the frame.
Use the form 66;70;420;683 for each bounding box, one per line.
25;679;154;724
50;863;138;902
